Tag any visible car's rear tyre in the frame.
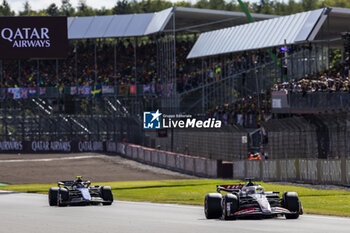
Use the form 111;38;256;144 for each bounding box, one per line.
57;188;69;207
283;192;300;219
222;194;238;220
101;186;113;205
48;187;58;206
204;193;222;219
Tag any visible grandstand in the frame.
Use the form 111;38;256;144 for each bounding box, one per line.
1;6;350;160
0;7;275;143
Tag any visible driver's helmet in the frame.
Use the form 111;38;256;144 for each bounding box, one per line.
245;186;256;194
256;186;264;194
75;176;83;187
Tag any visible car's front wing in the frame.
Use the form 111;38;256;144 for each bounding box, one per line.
60;197;109;205
233;207;295;216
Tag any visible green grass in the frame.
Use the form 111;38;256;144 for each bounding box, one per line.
1;179;350;217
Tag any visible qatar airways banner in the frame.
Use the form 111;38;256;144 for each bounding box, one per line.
0;17;68;59
0;141;120;153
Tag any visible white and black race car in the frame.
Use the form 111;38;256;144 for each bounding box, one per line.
48;176;114;206
204;179;303;220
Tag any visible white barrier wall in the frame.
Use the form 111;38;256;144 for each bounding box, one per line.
299;159;317;182
233;161;245;179
232;159;348;185
280;160;296;181
346;160;350;184
194;158;206;176
175;155;185;171
319;160;341;183
151;150;159;164
118;143;349;184
246;161;260;179
138;147;144;161
262;160;277;180
184;157;195;173
132;146;138;160
206;160;218;177
166;153;176;169
144;149;151;162
158;152;167;166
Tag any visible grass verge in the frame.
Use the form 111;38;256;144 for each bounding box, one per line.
1;179;350;217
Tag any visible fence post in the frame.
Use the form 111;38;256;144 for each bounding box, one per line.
341;158;347;184
295;158;300;181
317;159;322;184
276;159;281;181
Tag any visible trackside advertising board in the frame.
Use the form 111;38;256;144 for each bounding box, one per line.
0;17;68;58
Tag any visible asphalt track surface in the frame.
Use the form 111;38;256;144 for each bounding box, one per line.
0;153;193;184
0;191;349;233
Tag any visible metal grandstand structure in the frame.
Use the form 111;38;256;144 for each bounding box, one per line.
1;7;350;143
0;7;276;142
184;7;350;112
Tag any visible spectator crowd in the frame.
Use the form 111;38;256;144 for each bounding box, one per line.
207;92;272;128
272;62;350;94
2;38;350;129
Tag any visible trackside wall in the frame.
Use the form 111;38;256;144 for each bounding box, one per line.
118;143;219;178
119;143;350;185
232;159;349;185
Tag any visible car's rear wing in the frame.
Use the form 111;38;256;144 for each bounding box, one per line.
58;181;74;187
216;184;244;193
57;180;91;187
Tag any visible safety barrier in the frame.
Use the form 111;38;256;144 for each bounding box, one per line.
118;143;219;178
121;144;350;184
233;158;349;185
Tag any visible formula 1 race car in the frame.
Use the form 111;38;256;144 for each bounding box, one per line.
48;176;114;206
204;179;303;220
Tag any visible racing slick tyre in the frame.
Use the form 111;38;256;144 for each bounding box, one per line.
101;186;113;205
283;192;300;219
57;188;69;207
48;187;59;206
222;194;238;220
204;193;222;219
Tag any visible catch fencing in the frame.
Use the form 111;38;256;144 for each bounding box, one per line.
144;125;248;161
262;113;350;159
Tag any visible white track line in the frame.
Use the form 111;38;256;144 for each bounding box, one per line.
0;155;102;163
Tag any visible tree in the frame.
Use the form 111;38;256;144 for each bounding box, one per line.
76;0;95;16
47;3;59;16
60;0;75;16
319;0;350;8
113;0;132;14
19;1;33;16
301;0;318;11
253;0;273;14
0;0;14;16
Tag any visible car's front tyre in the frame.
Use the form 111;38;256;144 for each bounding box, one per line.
283;192;300;219
101;186;113;205
204;193;222;219
57;188;69;207
222;194;238;220
48;187;58;206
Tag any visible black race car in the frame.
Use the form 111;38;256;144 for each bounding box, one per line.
48;176;114;206
204;179;303;220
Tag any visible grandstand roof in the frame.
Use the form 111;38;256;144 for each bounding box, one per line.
67;7;276;39
311;8;350;46
187;7;350;59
